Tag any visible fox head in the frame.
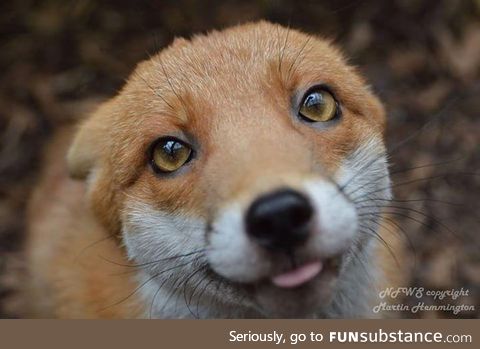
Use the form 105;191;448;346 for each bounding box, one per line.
67;21;390;318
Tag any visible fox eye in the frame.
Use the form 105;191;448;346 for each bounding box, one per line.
150;137;193;173
298;87;339;122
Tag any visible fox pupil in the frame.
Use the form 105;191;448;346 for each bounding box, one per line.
163;141;181;158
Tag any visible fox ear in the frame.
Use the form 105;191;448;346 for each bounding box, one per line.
67;101;113;179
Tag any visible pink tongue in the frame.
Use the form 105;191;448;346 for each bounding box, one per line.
271;261;323;288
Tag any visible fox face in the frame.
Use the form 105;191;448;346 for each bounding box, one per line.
68;21;391;318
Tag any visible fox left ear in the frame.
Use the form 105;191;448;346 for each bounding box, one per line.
67;100;114;180
67;99;123;233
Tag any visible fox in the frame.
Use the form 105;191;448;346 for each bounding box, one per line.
23;21;408;318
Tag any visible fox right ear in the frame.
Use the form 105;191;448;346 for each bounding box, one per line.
67;101;113;180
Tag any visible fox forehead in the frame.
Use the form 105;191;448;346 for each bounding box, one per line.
121;21;383;125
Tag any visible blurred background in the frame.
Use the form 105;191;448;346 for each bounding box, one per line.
0;0;478;318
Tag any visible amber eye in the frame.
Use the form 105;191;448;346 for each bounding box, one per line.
299;87;339;122
150;137;193;173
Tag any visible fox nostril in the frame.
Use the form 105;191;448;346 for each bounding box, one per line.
245;188;314;251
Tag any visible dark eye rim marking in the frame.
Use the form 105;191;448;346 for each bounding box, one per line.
148;136;196;176
296;84;342;124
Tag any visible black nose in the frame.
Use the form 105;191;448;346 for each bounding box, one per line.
245;188;314;251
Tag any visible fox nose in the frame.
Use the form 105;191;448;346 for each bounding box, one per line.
245;188;313;251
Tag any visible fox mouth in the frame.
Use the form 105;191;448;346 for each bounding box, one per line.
205;253;344;317
243;255;343;318
269;256;341;289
